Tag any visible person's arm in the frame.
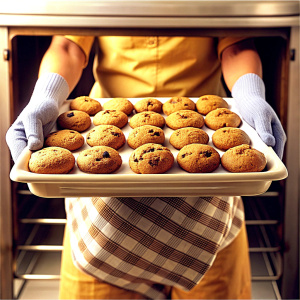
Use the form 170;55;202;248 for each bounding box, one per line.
39;36;86;91
220;39;286;159
221;39;262;91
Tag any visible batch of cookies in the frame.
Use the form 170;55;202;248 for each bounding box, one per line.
28;95;267;175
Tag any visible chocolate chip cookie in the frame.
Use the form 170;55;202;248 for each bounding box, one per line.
129;143;174;174
204;108;241;130
28;147;75;174
77;146;122;174
69;96;102;115
221;144;267;172
134;98;163;113
127;125;165;149
103;98;134;115
93;109;128;129
196;95;229;115
169;127;209;150
57;110;91;132
86;125;126;150
162;96;196;116
166;110;204;130
44;129;84;151
129;111;165;129
177;144;220;173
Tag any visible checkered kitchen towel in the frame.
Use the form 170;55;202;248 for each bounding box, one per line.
65;196;244;299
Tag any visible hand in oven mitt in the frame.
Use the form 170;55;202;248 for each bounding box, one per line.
232;73;286;159
6;73;69;162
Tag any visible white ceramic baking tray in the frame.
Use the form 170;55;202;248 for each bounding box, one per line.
10;98;288;198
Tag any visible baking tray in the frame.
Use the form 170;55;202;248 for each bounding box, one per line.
10;98;288;198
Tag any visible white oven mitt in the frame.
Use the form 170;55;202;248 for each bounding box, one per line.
232;73;286;159
6;73;69;162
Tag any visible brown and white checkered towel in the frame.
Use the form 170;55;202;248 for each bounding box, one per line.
65;196;244;299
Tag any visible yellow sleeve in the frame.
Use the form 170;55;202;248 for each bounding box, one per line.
64;35;95;67
217;37;251;59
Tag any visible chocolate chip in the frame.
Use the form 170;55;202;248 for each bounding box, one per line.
103;151;110;158
111;132;120;137
149;157;160;166
153;132;160;136
67;112;74;117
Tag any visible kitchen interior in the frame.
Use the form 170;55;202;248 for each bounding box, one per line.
0;1;299;299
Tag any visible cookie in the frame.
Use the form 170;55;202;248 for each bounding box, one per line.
57;110;91;132
221;144;267;173
129;143;174;174
77;146;122;174
127;125;165;149
166;110;204;130
129;111;165;129
177;144;220;173
169;127;209;150
103;98;134;115
86;125;126;150
162;97;196;116
204;108;241;130
28;147;75;174
196;95;229;115
93;110;128;128
212;127;251;151
134;98;163;113
44;129;84;151
69;96;102;115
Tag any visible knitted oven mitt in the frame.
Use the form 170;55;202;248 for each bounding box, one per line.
232;73;286;159
6;73;69;162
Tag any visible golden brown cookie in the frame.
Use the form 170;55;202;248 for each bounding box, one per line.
166;110;204;130
86;125;126;150
129;111;165;129
134;98;163;113
177;144;220;173
69;96;102;115
162;97;196;116
129;143;174;174
28;147;75;174
204;108;241;130
221;144;267;173
196;95;229;115
57;110;91;132
127;125;165;149
44;129;84;151
212;127;251;151
103;98;134;115
77;146;122;174
93;110;128;128
169;127;209;150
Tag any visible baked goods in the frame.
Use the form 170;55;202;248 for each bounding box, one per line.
129;111;165;129
212;127;251;151
221;144;267;173
129;143;174;174
93;109;128;129
69;96;102;115
196;95;229;115
134;98;163;113
127;125;165;149
162;96;196;116
177;144;220;173
204;108;241;130
166;110;204;130
77;146;122;174
44;129;84;151
28;147;75;174
57;110;91;132
86;125;126;150
169;127;209;150
103;98;134;115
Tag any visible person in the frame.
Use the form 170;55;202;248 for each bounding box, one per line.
6;35;286;299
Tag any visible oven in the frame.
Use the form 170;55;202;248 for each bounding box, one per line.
0;1;299;298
